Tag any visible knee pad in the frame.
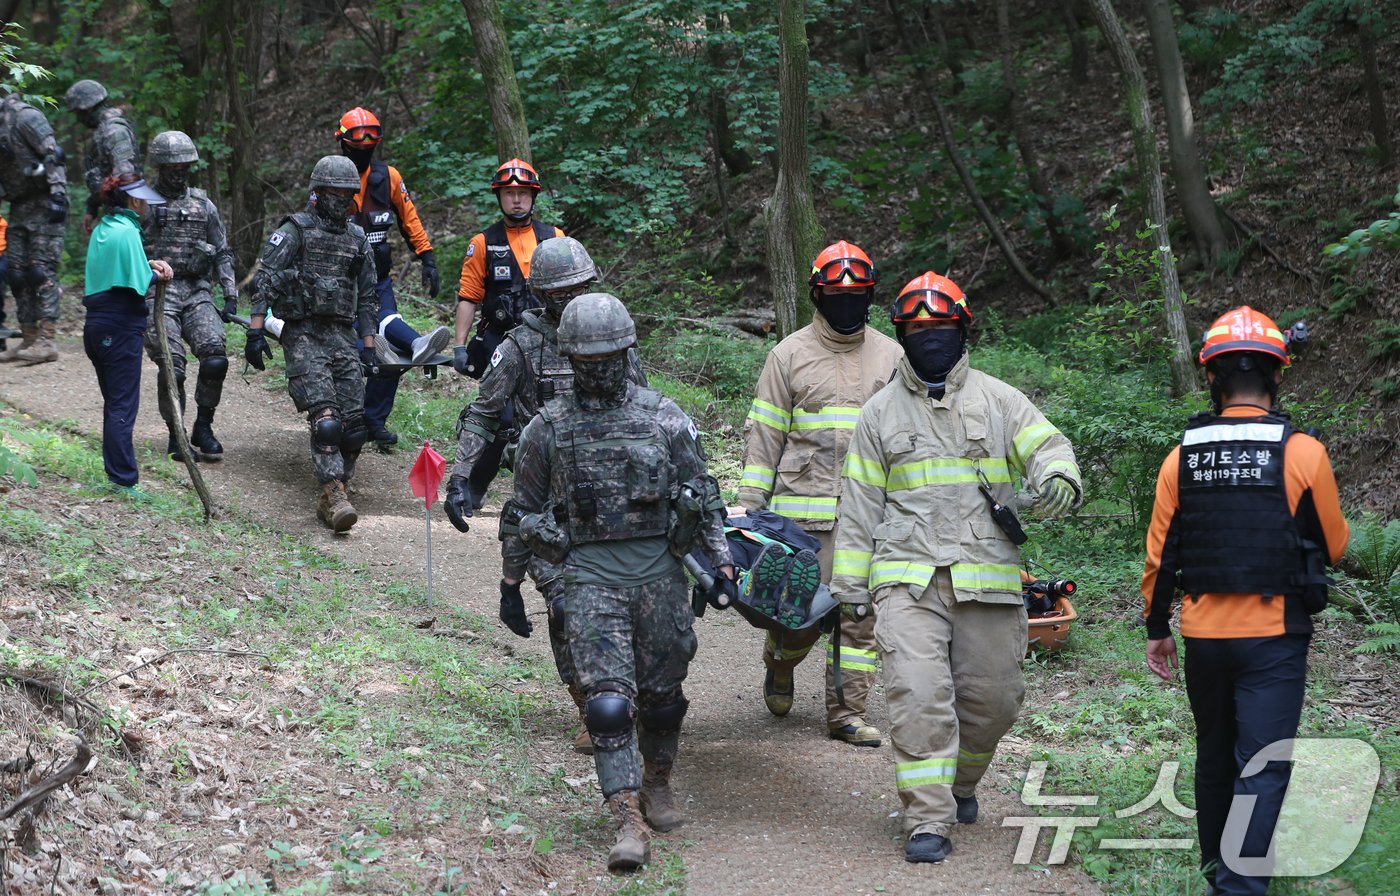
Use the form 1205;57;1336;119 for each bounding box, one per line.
197;355;229;381
25;265;50;287
638;693;689;736
341;415;368;453
5;265;25;289
584;689;635;752
311;412;343;454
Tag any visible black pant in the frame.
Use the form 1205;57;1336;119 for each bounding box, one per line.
83;309;146;487
1184;634;1309;896
467;396;514;497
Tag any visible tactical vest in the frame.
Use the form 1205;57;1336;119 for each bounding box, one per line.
507;311;575;417
1176;411;1306;597
480;219;553;335
541;388;673;545
146;189;216;279
86;108;139;183
352;161;396;280
272;211;365;324
0;100;52;201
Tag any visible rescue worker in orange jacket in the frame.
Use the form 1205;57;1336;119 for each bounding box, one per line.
336;107;450;447
1141;306;1349;896
0;215;12;351
451;158;565;508
737;241;903;746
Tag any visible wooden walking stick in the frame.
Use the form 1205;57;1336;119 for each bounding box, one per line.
152;279;215;521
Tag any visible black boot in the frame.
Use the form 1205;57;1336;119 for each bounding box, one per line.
190;407;224;460
167;433;203;463
368;423;398;448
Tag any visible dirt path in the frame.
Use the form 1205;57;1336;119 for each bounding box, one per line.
0;338;1102;895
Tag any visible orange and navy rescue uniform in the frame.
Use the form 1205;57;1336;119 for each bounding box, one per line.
455;221;566;304
352;162;431;278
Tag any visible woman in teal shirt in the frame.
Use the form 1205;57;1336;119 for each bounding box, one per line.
84;174;173;496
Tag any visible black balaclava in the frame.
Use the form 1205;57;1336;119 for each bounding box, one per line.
901;327;966;389
341;142;375;173
78;106;102;129
544;288;586;325
572;354;630;406
313;191;353;231
155;166;189;200
814;290;872;335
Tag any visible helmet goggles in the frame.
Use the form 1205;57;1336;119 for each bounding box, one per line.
492;166;541;191
891;288;969;324
810;256;876;288
338;124;382;147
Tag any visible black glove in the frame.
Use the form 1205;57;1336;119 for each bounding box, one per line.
244;327;272;371
220;297;237;324
452;344;470;375
420;250;440;298
499;580;533;638
46;192;68;225
360;344;378;370
444;476;473;532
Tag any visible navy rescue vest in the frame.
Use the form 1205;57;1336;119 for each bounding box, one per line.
1176;411;1305;598
480;219;553;335
352;161;396;280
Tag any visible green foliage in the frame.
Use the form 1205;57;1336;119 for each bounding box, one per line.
1323;184;1400;262
1341;514;1400;624
1177;7;1249;72
0;22;52;95
1355;622;1400;654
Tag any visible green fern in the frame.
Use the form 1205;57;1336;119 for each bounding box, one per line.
1356;622;1400;655
1342;515;1400;623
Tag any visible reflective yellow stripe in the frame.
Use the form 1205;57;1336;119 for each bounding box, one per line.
740;464;776;490
949;563;1023;592
1012;421;1058;469
1042;458;1081;482
827;645;878;671
747;399;790;432
887;456;1011;490
843;451;887;489
832;549;872;579
766;633;816;662
770;495;838;521
869;561;937;589
896;758;957;789
958;747;995;768
790;405;863;431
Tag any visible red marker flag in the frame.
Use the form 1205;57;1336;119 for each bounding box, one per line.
408;441;447;508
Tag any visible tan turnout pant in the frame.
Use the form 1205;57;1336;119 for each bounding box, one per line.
875;567;1027;837
761;527;879;730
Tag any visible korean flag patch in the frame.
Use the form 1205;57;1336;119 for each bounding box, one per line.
268;231;285;246
687;419;699;441
489;347;504;368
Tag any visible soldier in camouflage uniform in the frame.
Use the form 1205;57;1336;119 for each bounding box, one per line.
246;155;378;532
444;237;647;755
64;79;139;235
141;131;239;463
0;93;68;364
504;293;734;871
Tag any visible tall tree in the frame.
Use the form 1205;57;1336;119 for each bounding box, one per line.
215;3;267;279
460;0;530;162
1141;0;1231;268
1088;0;1197;396
1352;2;1393;168
764;0;824;339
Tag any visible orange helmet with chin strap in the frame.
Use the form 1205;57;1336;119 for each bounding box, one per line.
1199;306;1290;367
491;158;542;192
891;272;973;328
337;107;382;147
809;241;877;290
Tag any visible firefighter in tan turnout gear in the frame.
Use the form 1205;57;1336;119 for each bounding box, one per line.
832;272;1082;864
737;240;902;746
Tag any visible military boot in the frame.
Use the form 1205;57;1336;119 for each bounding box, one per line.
190;407;224;460
17;320;57;363
605;791;650;871
567;684;594;755
166;432;203;464
639;761;684;832
317;481;358;532
0;325;36;362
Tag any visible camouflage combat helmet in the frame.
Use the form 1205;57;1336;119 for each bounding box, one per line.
557;293;636;356
308;154;361;191
530;237;597;294
149;130;199;166
64;79;108;112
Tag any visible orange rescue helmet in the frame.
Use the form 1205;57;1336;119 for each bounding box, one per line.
337;107;382;147
891;272;973;328
1198;306;1290;367
809;241;877;289
491;158;542;192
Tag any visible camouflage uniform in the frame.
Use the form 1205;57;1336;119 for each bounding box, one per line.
505;383;731;798
453;308;646;687
0;96;67;330
249;209;376;485
142;187;237;433
81;107;139;219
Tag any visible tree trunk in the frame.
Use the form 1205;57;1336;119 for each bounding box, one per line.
1088;0;1197;396
1355;9;1393;168
1141;0;1230;267
997;0;1077;261
460;0;531;162
888;0;1052;302
764;0;824;339
217;4;267;280
1061;0;1089;83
